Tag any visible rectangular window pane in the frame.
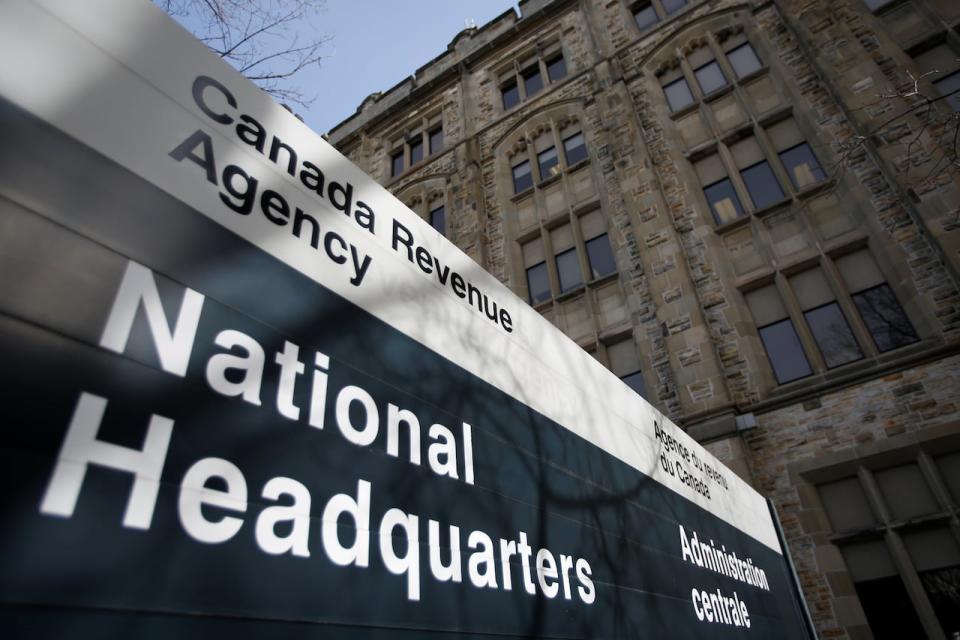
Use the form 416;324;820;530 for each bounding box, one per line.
864;0;895;9
876;464;939;521
538;146;559;179
502;80;519;109
664;77;695;111
555;248;583;293
853;284;920;352
621;371;647;398
904;529;960;635
523;65;543;96
779;143;827;189
740;161;785;209
703;178;745;224
727;43;763;78
819;478;877;532
409;138;423;165
758;318;813;383
429;127;444;154
429;205;445;235
661;0;686;14
546;54;567;82
694;60;728;95
391;150;404;177
586;234;617;279
512;160;533;193
526;262;550;304
563;132;588;165
804;302;864;368
933;70;960;111
634;4;659;30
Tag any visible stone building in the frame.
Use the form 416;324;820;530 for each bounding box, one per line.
326;0;960;637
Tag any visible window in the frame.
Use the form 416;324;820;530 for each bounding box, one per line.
661;0;687;14
727;42;763;78
552;224;583;293
768;118;827;189
523;241;551;304
693;60;727;95
538;146;559;180
429;205;445;235
663;76;695;112
732;136;784;209
390;149;404;178
518;209;616;305
388;116;443;177
816;452;960;638
863;0;895;10
409;136;423;165
580;210;617;279
502;80;520;110
933;71;960;111
523;64;544;97
563;132;588;166
546;54;567;82
429;127;444;154
703;178;745;224
741;161;784;209
790;268;864;368
633;3;659;30
778;143;826;189
836;250;919;353
745;284;813;383
608;339;647;398
499;49;566;110
512;160;533;193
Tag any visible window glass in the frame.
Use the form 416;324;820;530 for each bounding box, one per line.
523;65;543;97
526;262;550;304
779;143;827;189
512;160;533;193
819;478;877;532
863;0;895;10
933;70;960;112
740;161;785;209
633;3;659;30
538;146;560;180
621;371;647;397
586;234;617;279
664;77;695;111
563;132;588;165
555;248;583;293
758;318;813;383
852;284;920;352
390;149;404;177
703;178;745;224
727;43;763;78
429;127;444;155
608;340;646;398
876;464;939;521
409;137;423;165
903;529;960;635
546;54;567;82
502;80;520;110
429;205;445;235
804;303;864;368
661;0;687;14
937;452;960;504
841;541;927;640
694;60;728;95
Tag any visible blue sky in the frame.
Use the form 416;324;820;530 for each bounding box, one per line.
170;1;519;134
307;1;517;133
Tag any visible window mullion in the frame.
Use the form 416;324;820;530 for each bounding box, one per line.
858;467;947;640
821;257;877;358
777;273;826;372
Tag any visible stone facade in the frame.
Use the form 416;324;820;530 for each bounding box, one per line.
328;0;960;637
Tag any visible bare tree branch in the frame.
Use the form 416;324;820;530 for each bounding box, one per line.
156;0;332;109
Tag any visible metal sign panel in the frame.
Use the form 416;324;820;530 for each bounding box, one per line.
0;1;811;637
